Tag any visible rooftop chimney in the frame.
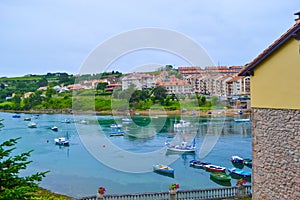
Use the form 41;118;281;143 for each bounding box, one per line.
295;11;300;23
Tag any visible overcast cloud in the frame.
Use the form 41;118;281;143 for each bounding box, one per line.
0;0;298;76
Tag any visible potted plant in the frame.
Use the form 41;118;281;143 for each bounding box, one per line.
169;183;179;194
97;187;106;199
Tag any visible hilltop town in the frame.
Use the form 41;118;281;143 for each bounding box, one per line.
0;65;250;113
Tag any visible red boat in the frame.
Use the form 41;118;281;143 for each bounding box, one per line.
205;164;226;172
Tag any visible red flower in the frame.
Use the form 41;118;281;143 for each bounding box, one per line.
98;187;106;195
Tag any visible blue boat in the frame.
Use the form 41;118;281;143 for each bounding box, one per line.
110;129;124;136
12;114;21;118
153;164;174;175
228;168;251;178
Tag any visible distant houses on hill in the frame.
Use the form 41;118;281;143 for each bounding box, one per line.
120;66;250;98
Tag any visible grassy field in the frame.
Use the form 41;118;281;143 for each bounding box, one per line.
33;188;73;200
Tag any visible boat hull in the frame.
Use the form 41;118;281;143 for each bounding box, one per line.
205;165;226;173
228;168;251;178
210;172;231;182
189;160;210;169
153;164;174;175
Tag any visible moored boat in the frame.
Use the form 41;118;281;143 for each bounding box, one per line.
230;155;244;163
189;160;210;169
165;141;196;153
234;118;250;122
51;126;58;131
244;158;252;168
174;120;191;129
24;117;31;121
153;164;174;175
122;118;133;123
110;129;124;136
228;168;251;178
12;114;21;118
210;172;231;182
205;164;226;172
27;122;37;128
110;124;122;128
54;137;70;146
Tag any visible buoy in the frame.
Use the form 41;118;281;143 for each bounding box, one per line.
102;144;106;148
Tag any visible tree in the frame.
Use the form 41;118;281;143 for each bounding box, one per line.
211;96;219;106
96;82;108;94
152;86;167;102
37;77;48;87
0;138;49;199
0;83;5;90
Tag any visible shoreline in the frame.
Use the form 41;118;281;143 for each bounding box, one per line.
0;108;251;117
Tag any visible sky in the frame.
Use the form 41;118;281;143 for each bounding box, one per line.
0;0;299;77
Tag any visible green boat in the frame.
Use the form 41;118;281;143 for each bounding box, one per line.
210;172;231;182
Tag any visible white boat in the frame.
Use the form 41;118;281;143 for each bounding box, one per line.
51;126;58;131
110;124;122;128
122;118;133;123
174;120;191;128
54;137;69;146
79;120;88;124
27;122;37;128
165;140;196;153
234;118;251;122
62;119;71;123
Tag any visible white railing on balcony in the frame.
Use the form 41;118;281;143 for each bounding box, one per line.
80;185;252;200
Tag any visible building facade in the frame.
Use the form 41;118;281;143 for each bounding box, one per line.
239;13;300;199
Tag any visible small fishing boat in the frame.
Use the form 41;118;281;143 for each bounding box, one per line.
153;164;174;175
189;160;211;169
165;140;196;153
51;126;58;131
79;120;88;124
24;117;31;121
54;137;69;146
205;164;226;172
12;114;21;118
244;158;252;168
110;129;124;137
174;120;191;129
234;118;250;122
230;155;244;163
210;172;231;182
228;168;251;178
27;122;37;128
122;118;133;123
110;124;122;128
62;119;71;123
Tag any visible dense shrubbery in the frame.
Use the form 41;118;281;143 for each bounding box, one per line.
0;138;49;199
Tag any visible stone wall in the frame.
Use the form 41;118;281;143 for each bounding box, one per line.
252;108;300;199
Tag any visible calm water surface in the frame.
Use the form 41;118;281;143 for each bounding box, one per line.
0;112;252;198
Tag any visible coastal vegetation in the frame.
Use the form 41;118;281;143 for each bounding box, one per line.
0;72;224;113
0;138;49;199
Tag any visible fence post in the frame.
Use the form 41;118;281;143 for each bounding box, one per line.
169;189;176;200
236;186;246;198
96;193;104;200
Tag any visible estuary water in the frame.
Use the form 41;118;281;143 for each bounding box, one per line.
0;112;252;198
